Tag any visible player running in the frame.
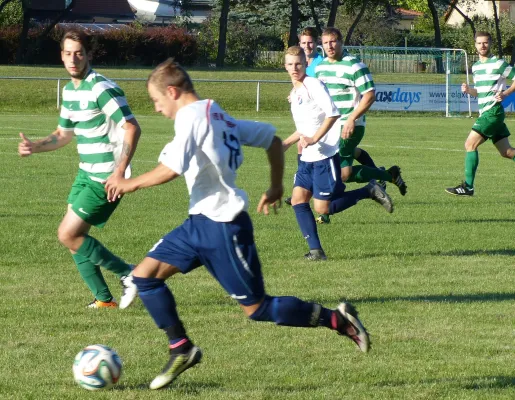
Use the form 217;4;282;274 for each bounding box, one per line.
446;31;515;196
315;28;407;223
283;46;392;261
18;29;139;309
104;58;370;390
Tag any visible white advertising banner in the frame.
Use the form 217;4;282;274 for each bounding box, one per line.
371;84;515;113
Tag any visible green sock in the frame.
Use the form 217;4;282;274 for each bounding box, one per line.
347;165;392;183
72;254;112;302
76;235;131;278
464;150;479;188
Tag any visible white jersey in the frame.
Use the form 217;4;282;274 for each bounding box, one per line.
289;76;340;162
158;100;275;222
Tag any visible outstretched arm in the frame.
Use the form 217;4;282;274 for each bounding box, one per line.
105;163;179;202
257;136;284;215
18;128;74;156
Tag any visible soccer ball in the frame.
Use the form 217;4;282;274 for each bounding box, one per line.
72;344;122;390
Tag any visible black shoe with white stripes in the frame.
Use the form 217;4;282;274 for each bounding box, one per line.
387;166;407;196
445;182;474;196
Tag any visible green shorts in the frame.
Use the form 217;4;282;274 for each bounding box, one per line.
339;125;365;168
471;105;510;143
67;170;120;228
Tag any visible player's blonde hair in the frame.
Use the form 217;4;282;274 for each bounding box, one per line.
285;46;307;63
147;58;195;94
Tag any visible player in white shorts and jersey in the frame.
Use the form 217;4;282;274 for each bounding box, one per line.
104;58;371;390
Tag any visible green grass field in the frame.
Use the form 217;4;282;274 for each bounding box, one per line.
2;70;515;399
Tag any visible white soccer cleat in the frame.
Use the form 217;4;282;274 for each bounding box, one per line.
119;272;138;309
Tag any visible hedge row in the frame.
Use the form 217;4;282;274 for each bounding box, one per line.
0;25;198;66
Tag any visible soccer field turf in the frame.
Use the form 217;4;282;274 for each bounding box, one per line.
2;112;515;399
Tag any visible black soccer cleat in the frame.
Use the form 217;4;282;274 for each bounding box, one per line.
285;197;292;206
367;181;393;213
387;166;407;196
445;182;474;196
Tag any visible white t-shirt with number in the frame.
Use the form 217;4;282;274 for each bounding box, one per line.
158;99;275;222
290;76;340;162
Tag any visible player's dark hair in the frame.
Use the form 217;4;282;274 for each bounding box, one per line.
321;27;343;42
60;29;92;53
299;27;318;41
148;58;195;94
475;31;492;42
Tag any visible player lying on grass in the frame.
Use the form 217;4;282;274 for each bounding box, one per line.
283;46;393;261
104;58;370;390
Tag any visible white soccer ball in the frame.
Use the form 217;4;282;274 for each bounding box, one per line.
72;344;122;390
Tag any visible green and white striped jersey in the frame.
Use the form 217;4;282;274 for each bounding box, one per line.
58;69;134;183
315;55;375;126
472;56;515;115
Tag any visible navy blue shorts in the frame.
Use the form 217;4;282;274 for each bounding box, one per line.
295;153;345;200
147;212;265;306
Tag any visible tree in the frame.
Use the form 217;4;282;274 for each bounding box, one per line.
327;0;339;27
0;0;22;26
427;0;444;72
440;0;475;36
16;0;75;64
288;0;299;47
216;0;230;67
491;0;502;58
344;0;368;45
306;0;321;33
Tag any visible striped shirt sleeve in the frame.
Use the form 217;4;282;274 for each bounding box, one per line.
58;103;74;131
500;60;515;81
353;61;375;95
93;79;134;127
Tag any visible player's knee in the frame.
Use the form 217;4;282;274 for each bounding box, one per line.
499;148;514;159
57;226;73;248
313;203;329;215
464;140;479;152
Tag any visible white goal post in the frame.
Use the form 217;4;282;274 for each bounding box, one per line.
342;46;471;117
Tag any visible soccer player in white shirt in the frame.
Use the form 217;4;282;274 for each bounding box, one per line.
282;46;393;260
104;58;371;390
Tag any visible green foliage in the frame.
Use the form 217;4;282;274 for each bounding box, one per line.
336;4;404;47
197;14;263;66
410;11;515;55
0;0;23;27
0;25;198;66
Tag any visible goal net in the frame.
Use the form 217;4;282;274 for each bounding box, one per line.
341;46;471;117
